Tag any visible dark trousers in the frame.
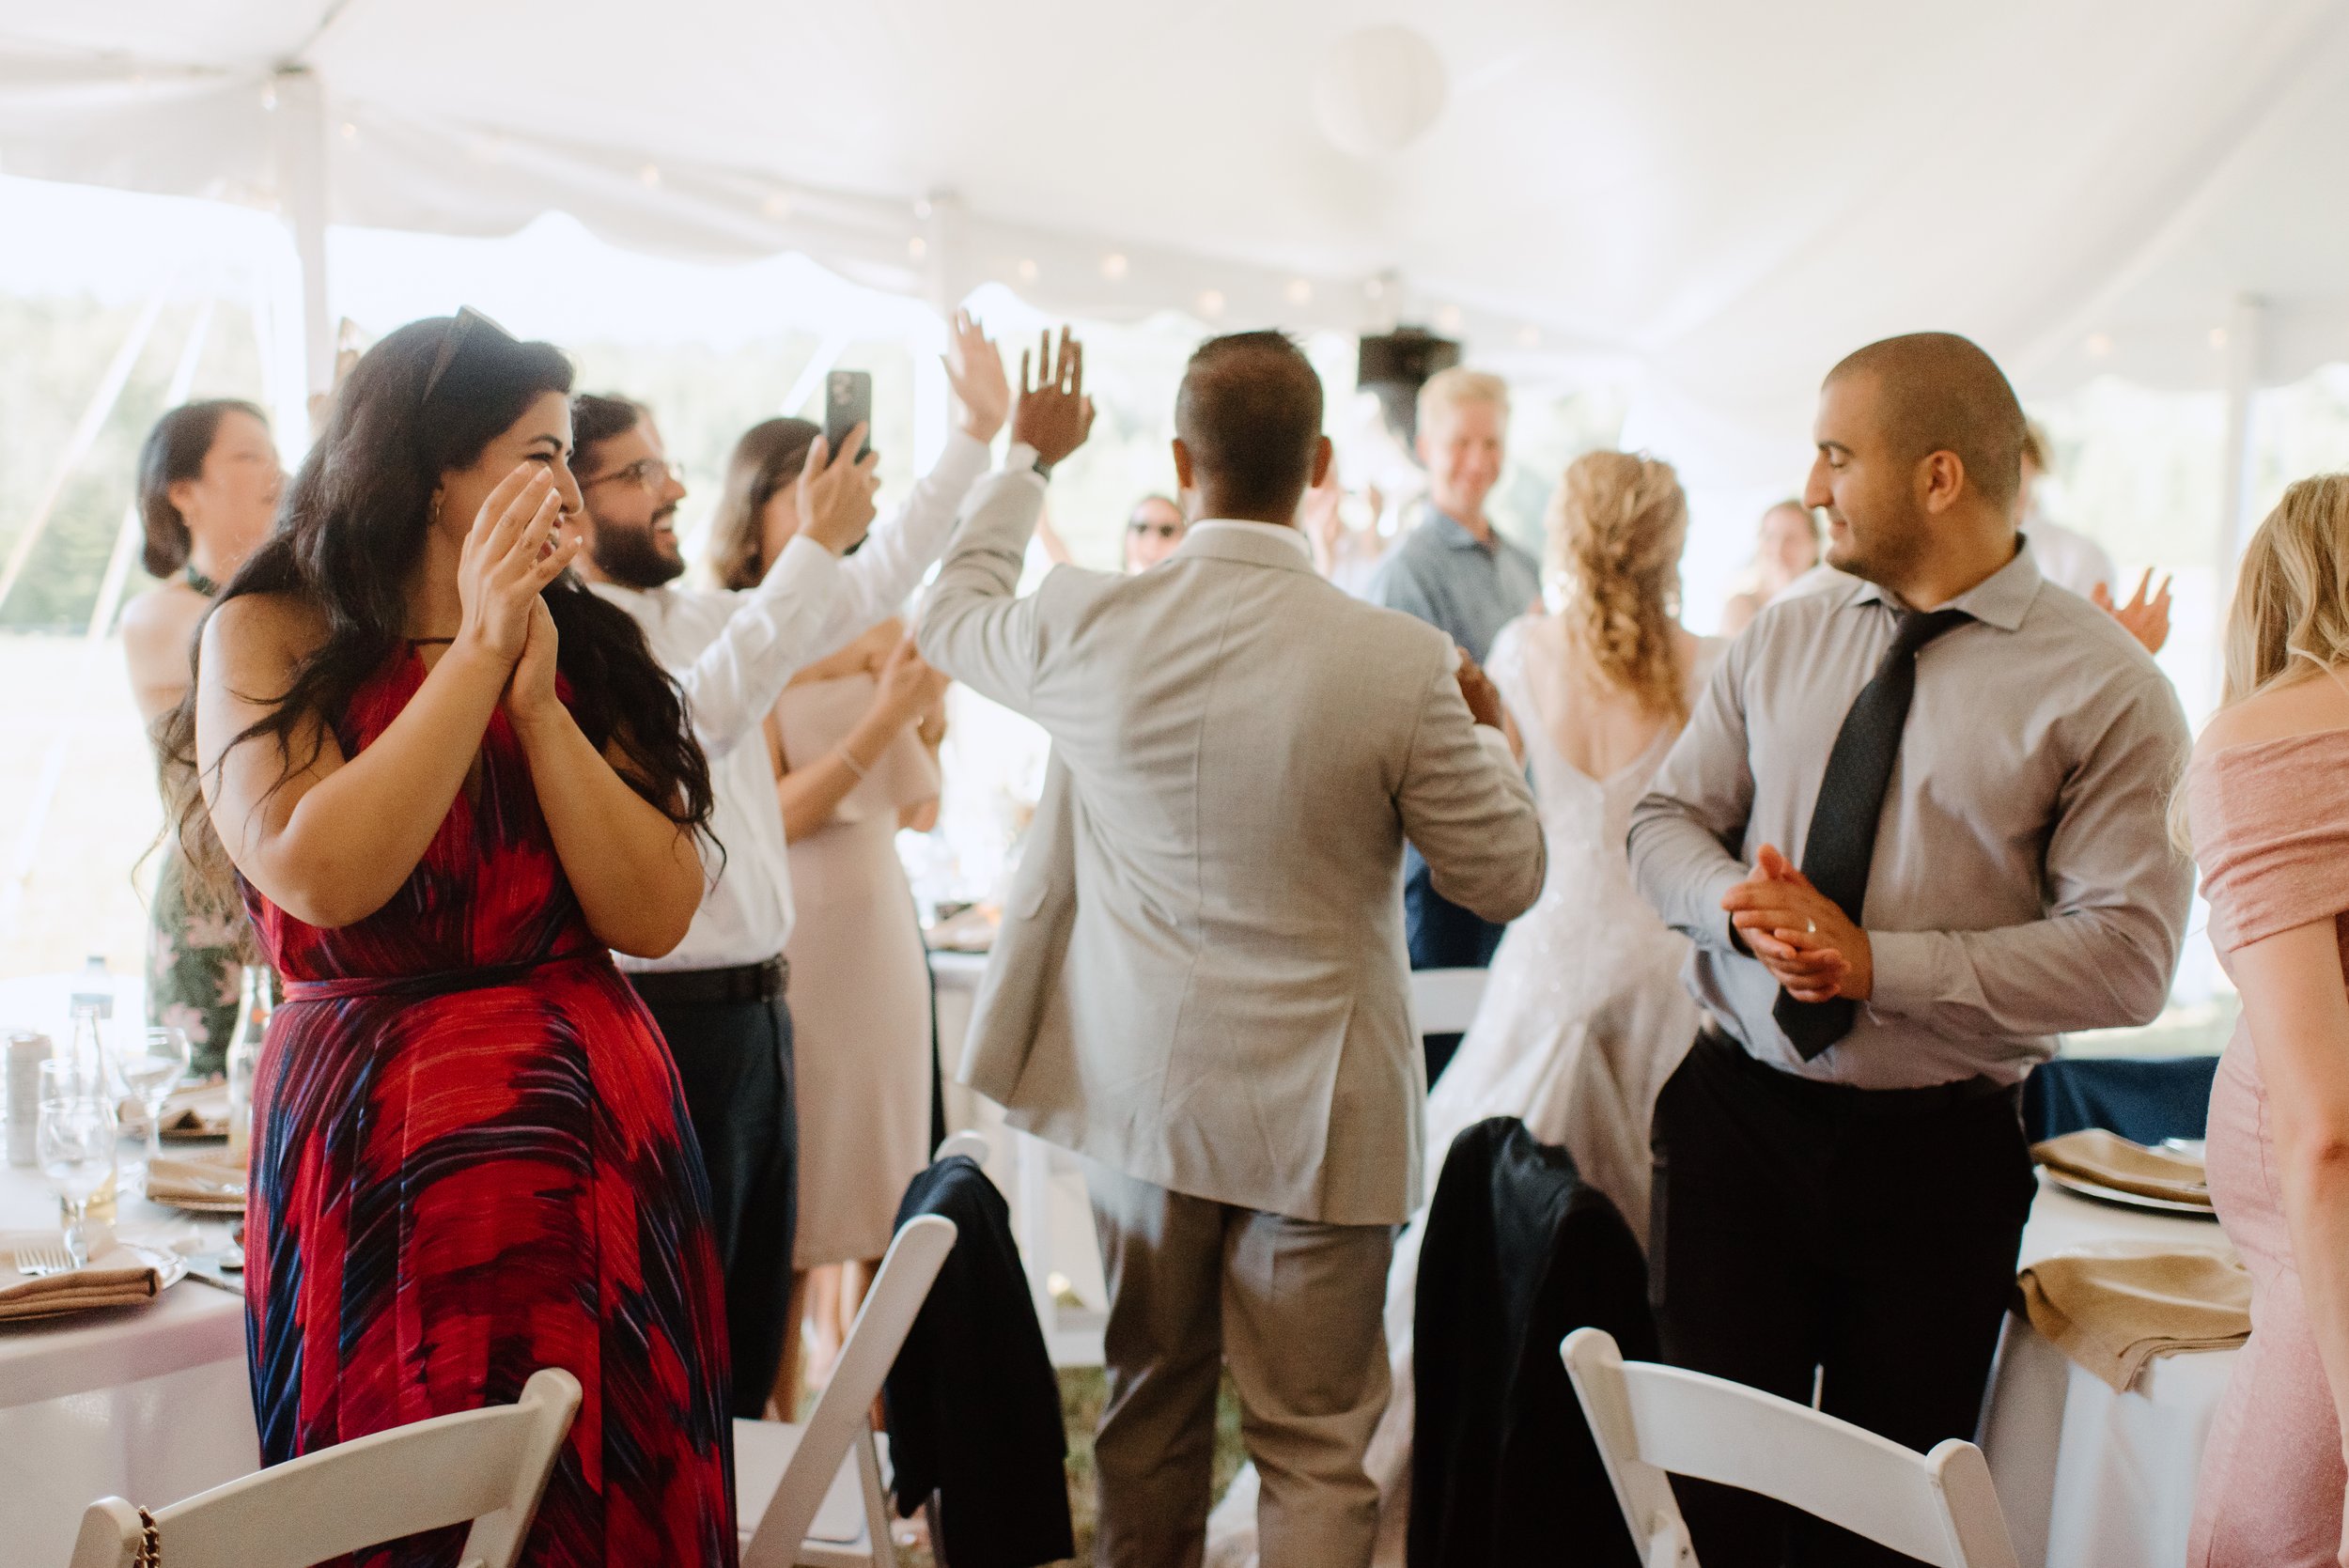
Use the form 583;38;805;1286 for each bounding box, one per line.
1648;1032;2036;1568
643;992;797;1420
1404;846;1505;1084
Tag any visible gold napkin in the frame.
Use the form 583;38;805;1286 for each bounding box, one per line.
0;1233;163;1321
2031;1128;2211;1206
157;1082;230;1138
145;1153;246;1208
2017;1242;2250;1391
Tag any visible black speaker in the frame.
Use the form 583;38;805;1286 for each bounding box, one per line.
1358;326;1461;449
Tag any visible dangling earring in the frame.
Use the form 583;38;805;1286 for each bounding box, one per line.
428;489;443;528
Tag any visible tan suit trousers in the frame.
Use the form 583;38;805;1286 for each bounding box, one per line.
1085;1164;1393;1568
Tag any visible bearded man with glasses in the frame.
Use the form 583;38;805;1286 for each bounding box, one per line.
564;311;1011;1418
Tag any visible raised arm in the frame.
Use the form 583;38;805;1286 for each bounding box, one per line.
1395;646;1546;924
195;466;569;929
505;597;704;957
916;326;1095;714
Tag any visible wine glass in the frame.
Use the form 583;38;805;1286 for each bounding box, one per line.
37;1095;117;1266
118;1026;189;1188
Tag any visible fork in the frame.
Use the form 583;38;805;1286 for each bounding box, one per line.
12;1242;75;1277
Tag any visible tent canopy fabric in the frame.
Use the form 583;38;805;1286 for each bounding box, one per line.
5;0;2347;480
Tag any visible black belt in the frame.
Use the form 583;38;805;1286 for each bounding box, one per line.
1695;1026;2015;1118
626;957;788;1008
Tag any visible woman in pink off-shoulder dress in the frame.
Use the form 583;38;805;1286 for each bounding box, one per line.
2185;472;2349;1568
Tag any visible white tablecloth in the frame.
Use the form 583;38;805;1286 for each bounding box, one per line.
0;1159;259;1563
1982;1173;2238;1568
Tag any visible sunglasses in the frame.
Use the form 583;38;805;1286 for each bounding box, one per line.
418;305;513;407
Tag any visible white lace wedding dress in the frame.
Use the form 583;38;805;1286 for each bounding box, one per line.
1207;616;1718;1567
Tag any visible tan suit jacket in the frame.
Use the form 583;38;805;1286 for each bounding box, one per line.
919;474;1544;1225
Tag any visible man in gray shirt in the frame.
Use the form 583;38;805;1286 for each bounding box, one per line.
1371;368;1542;1079
1628;333;2191;1567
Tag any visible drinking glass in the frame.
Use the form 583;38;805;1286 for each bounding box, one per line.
37;1096;116;1265
117;1027;189;1185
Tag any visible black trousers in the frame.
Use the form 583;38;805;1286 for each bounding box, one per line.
1404;845;1505;1084
1648;1032;2036;1568
643;992;797;1420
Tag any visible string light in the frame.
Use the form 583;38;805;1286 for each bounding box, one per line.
1197;288;1227;319
1363;278;1385;300
763;192;792;220
1017;258;1039;283
908;235;928;260
1101;252;1129;280
2084;333;2113;358
339;121;357;141
2208;327;2229;350
1436;303;1464;333
638;163;662;188
1285;279;1314;305
259;82;278;111
1517;324;1542;348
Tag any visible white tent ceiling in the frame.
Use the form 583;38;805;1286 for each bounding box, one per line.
6;0;2349;489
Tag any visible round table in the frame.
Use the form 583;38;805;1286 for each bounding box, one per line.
1981;1172;2237;1568
0;1157;257;1564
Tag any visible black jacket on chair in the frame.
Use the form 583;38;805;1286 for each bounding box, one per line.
1410;1116;1655;1568
882;1155;1074;1568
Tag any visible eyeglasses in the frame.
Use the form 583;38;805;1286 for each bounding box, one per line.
418;305;512;407
583;457;685;494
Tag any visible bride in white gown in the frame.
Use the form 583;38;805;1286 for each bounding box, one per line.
1209;450;1719;1567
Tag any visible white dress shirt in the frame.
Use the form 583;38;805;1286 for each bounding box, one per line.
597;429;991;973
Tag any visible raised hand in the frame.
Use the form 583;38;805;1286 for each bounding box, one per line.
457;465;580;665
796;429;881;555
1012;326;1095;468
944;309;1011;443
2092;568;2172;656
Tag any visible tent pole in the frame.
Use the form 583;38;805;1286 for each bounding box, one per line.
274;66;334;421
2212;293;2264;695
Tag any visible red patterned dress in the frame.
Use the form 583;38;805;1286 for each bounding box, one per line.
240;647;738;1566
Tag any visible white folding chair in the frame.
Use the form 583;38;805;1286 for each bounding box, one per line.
736;1214;957;1568
67;1366;580;1568
1561;1327;2020;1568
1411;966;1489;1037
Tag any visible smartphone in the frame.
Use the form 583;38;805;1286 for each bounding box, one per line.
824;369;873;463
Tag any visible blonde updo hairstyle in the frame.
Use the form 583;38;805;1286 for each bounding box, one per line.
1545;450;1689;721
2170;472;2349;851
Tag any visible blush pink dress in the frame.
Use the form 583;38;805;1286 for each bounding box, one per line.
2186;728;2349;1567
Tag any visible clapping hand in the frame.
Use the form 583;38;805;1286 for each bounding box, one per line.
2091;569;2172;656
457;465;581;665
1012;327;1095;467
794;429;881;556
875;633;951;725
1722;845;1869;1002
944;309;1011;443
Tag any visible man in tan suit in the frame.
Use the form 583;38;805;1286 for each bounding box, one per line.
919;329;1545;1568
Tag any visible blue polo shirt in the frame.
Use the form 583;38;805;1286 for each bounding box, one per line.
1368;509;1543;662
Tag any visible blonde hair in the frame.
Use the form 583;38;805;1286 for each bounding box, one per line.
1416;366;1509;434
2170;473;2349;851
1546;451;1690;720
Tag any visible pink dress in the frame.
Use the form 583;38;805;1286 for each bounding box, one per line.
2187;729;2349;1567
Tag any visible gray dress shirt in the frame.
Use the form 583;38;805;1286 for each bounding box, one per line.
1369;509;1543;663
1628;541;2193;1089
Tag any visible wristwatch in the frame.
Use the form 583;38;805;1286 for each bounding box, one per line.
1030;452;1056;481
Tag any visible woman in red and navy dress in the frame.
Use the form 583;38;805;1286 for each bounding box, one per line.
163;314;736;1565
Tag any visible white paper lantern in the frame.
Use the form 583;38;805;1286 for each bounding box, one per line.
1312;25;1448;157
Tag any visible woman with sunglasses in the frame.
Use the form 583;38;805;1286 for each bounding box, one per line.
161;312;738;1561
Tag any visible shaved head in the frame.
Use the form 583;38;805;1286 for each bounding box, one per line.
1824;333;2025;511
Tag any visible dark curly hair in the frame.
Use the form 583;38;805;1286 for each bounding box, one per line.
158;315;714;898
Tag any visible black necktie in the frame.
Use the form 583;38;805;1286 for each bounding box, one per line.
1773;607;1971;1059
